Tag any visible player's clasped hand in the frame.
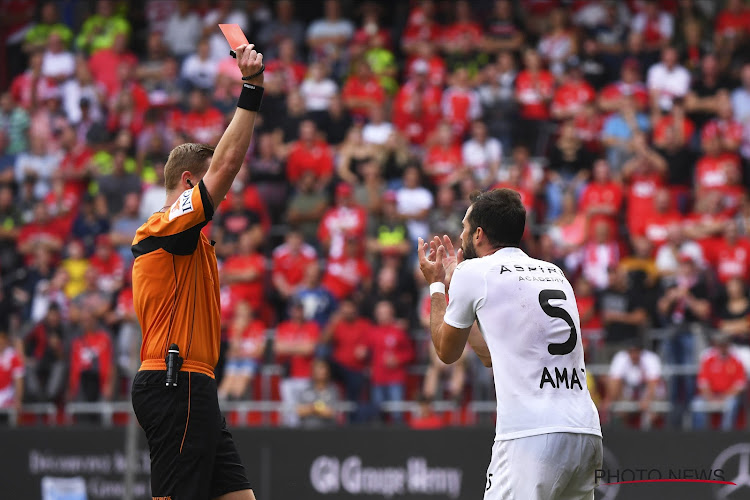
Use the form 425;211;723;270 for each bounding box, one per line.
234;43;264;85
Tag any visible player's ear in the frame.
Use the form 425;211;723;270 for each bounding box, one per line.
180;171;193;189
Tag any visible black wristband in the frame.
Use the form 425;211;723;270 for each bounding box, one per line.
241;64;265;81
237;83;264;112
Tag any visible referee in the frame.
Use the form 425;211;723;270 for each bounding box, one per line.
130;44;264;500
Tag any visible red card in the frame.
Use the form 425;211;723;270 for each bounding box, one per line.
219;24;249;51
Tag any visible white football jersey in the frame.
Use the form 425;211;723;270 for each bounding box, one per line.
444;247;602;441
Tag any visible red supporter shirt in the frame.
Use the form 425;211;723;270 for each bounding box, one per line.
441;87;480;135
235;320;267;359
18;218;65;262
367;323;414;386
698;349;746;395
275;320;320;378
317;205;368;258
551;80;595;118
331;318;372;371
9;71;55;109
579;181;624;240
696;153;741;191
286;140;334;184
393;106;439;146
272;243;317;289
424;144;463;185
321;255;371;300
578;295;602;331
69;330;112;397
515;70;555;120
626;172;663;235
653;116;695;144
180;107;224;144
88;49;139;97
709;238;750;284
264;60;307;91
0;346;24;408
395;81;443;117
223;253;266;310
715;8;750;38
89;251;125;289
116;287;133;317
341;75;386;118
44;184;80;235
441;21;483;46
640;211;682;247
405;57;446;86
599;81;649;111
60;146;93;197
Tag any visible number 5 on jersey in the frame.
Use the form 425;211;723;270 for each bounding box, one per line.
539;289;577;356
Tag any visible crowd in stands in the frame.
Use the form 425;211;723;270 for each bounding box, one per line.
2;0;750;430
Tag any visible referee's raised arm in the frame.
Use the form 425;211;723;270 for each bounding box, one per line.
202;43;264;205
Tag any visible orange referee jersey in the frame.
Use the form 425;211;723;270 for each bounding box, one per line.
131;180;219;378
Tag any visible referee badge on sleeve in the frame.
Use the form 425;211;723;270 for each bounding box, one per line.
169;189;195;221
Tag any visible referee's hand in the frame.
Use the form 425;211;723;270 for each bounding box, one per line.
234;43;264;86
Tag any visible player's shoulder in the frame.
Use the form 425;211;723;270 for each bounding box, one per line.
455;257;488;277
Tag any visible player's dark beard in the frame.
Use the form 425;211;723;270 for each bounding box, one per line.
463;236;477;260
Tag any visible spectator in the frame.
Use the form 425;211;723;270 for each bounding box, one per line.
409;395;444;430
336;126;381;185
367;191;411;262
515;48;555;154
601;95;651;172
213;186;263;259
23;304;66;403
272;230;317;302
341;58;386;120
655;224;705;283
294;264;337;327
67;308;113;402
23;2;73;54
76;0;131;55
622;134;667;236
602;339;664;428
598;57;649;115
428;185;463;242
0;329;24;410
163;0;202;60
217;302;266;401
687;54;733;130
286;119;334;187
257;0;305;59
202;0;249;64
286;171;329;245
296;358;340;428
368;300;413;423
482;0;524;54
61;62;104;126
96;149;142;216
630;0;674;54
71;196;110;256
222;230;266;314
299;62;338;115
692;333;746;430
275;300;320;427
718;277;750;346
462;120;502;189
41;32;75;83
306;0;354;74
362;106;394;146
396;166;434;246
322;299;371;419
321;237;372;301
731;63;750;124
319;94;353;146
317;182;367;259
598;265;649;359
646;46;690;113
658;252;711;425
551;60;596;122
180;38;217;92
579;159;623;242
477;52;518;152
442;67;481;138
537;8;577;77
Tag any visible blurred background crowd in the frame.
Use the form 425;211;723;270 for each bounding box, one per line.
1;0;750;430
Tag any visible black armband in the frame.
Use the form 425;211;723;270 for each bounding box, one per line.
237;83;264;112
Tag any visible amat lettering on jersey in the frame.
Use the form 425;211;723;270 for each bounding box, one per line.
169;189;195;221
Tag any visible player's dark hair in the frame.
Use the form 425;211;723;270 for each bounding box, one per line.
468;188;526;247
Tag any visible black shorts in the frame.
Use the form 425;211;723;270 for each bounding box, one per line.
132;370;251;499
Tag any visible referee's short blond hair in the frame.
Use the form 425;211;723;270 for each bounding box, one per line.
164;143;215;192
